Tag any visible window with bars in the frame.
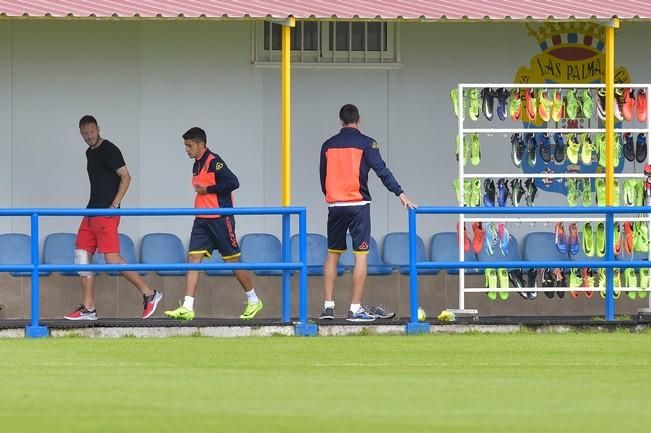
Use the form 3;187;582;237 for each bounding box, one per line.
253;21;399;67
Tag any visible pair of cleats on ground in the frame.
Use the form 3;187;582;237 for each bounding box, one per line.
164;300;264;321
458;222;510;257
318;305;395;321
597;88;648;122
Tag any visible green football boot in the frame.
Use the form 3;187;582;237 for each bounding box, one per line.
165;305;195;321
240;299;264;320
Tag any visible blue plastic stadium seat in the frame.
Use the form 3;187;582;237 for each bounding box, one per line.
241;233;283;276
43;233;78;276
432;232;481;275
382;232;439;275
140;233;187;276
523;232;569;268
204;251;233;276
477;235;522;273
92;233;144;275
0;233;50;276
340;235;393;275
290;233;344;275
617;250;649;262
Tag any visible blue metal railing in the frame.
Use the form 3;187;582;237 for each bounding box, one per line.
409;206;651;327
0;207;309;337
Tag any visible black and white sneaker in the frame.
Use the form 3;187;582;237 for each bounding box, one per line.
509;269;527;299
481;88;496;121
509;179;525;207
553;133;566;164
524;178;538;207
526;269;538;300
495;88;509;121
623;133;635;162
318;307;335;320
483;178;496;207
597;89;607;120
538;133;552;163
525;133;537;167
542;268;555;298
364;305;396;320
511;133;526;167
636;133;647;163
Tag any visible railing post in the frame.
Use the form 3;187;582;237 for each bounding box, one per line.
281;213;291;323
26;213;48;338
295;209;317;336
605;211;615;320
406;208;429;334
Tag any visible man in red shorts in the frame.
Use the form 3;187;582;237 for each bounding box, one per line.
64;115;162;320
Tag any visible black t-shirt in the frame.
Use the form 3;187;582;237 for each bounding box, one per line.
85;139;126;208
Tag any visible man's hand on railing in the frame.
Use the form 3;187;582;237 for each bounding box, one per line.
399;193;417;209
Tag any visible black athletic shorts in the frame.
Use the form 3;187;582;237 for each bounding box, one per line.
327;204;370;254
189;216;241;259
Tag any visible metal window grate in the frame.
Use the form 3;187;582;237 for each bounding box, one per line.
254;20;400;68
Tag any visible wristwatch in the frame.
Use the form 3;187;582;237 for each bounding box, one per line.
111;202;120;208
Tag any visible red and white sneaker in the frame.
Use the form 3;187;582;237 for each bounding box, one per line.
64;305;97;321
142;290;163;319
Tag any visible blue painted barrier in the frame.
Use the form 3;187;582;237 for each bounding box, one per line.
0;207;310;337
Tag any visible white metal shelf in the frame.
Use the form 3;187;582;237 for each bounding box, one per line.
462;128;648;134
454;83;651;312
459;83;645;89
462;173;644;179
464;287;650;293
463;216;651;223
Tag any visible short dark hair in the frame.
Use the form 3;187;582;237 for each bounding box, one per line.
182;127;207;143
339;104;360;125
79;115;98;128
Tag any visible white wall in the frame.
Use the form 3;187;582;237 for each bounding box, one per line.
0;22;12;233
2;20;651;251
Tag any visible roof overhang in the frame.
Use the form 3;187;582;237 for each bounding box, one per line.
0;1;650;22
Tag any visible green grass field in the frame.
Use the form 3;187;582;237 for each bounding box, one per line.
1;332;650;433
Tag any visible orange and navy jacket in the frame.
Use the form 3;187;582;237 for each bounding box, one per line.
320;127;403;204
192;148;239;218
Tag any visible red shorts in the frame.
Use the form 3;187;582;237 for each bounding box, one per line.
75;216;121;254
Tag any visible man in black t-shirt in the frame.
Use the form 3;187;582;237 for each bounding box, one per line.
64;115;163;320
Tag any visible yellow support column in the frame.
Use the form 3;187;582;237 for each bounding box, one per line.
605;19;619;205
281;17;295;206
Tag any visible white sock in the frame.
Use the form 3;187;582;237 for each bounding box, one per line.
324;300;335;309
350;303;361;314
245;289;259;304
183;296;195;310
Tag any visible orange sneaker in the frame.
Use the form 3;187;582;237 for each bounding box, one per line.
471;222;485;255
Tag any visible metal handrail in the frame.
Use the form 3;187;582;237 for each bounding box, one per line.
0;207;309;337
409;206;651;325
